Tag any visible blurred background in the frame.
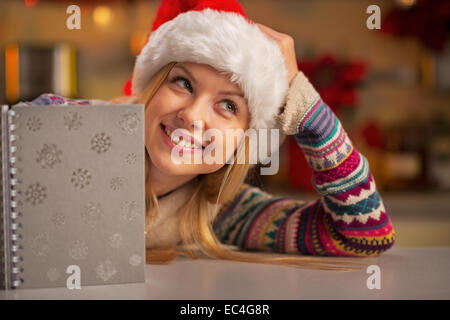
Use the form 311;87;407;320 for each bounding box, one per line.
1;0;449;247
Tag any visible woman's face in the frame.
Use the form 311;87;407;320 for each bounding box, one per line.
145;62;250;178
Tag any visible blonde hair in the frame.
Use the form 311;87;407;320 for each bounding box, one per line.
119;62;367;271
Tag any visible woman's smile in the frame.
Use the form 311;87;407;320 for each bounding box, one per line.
159;123;204;155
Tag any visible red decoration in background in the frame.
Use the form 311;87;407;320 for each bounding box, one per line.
288;137;315;192
24;0;38;7
298;54;367;116
287;54;367;191
380;0;450;52
359;121;386;150
123;78;132;96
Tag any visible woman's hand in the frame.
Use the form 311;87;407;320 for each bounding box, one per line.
256;23;299;87
256;23;319;136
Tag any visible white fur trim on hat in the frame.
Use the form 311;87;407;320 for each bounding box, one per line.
132;8;289;131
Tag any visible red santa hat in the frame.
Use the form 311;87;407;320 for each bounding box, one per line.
128;0;289;133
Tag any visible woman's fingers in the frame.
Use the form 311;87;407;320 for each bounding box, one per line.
256;23;281;41
256;23;280;36
256;23;299;86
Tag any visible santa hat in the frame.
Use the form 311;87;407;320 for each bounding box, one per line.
128;0;289;160
127;0;288;129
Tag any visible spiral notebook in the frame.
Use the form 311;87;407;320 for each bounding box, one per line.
0;103;146;289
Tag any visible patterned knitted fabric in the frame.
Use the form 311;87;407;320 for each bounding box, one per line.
16;93;90;106
213;71;396;257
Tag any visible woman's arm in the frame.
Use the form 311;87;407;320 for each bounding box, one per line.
213;71;396;257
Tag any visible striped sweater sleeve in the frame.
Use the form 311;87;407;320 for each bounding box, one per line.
212;71;396;257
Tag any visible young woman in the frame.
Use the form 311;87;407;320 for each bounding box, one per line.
23;0;395;271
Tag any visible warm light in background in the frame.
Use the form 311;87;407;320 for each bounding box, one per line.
130;31;148;56
395;0;417;7
93;5;113;28
5;44;19;103
53;44;77;98
24;0;38;8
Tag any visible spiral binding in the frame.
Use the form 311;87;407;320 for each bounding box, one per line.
7;109;24;288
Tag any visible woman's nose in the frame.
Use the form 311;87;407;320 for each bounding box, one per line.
177;98;206;130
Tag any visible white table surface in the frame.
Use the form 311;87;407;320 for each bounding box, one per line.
1;247;449;300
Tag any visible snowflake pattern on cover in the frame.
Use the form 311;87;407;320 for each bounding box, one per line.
10;92;145;287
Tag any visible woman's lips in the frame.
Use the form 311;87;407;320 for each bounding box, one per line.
159;123;203;154
161;123;204;148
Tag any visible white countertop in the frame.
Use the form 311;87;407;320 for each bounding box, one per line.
1;247;449;300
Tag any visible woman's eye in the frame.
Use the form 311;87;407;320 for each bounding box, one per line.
171;76;192;92
219;100;237;114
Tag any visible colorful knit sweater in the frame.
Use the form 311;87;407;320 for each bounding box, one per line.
22;71;395;257
212;71;396;257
